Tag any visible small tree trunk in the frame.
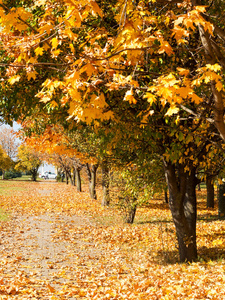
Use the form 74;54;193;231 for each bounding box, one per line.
67;170;74;186
31;169;38;181
86;164;98;200
164;161;197;263
65;172;69;184
124;197;137;224
218;182;225;220
72;167;76;186
164;188;168;203
125;205;137;224
75;167;82;192
101;162;110;206
206;177;214;208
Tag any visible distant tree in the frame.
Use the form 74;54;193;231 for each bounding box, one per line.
0;145;13;178
0;126;19;178
0;126;19;160
16;145;42;181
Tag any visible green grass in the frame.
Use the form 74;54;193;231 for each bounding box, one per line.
12;175;32;181
0;208;9;221
0;177;28;195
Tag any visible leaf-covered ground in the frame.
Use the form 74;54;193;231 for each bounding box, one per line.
0;181;225;299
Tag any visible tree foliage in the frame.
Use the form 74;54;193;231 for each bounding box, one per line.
1;0;225;262
16;145;42;181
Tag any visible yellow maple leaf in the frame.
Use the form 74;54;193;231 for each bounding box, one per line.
27;70;38;81
206;63;222;72
50;100;58;108
124;89;137;104
158;41;173;56
69;43;75;53
35;47;44;56
90;0;103;18
80;63;97;77
177;67;190;76
194;5;207;13
39;23;54;34
165;105;179;116
144;92;156;105
177;87;192;98
190;93;202;104
51;49;61;58
216;81;223;92
51;37;59;49
8;75;21;85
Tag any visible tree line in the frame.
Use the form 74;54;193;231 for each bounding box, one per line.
0;0;225;262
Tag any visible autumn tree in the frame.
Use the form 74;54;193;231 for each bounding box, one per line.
0;144;12;177
16;145;42;181
0;126;19;160
0;126;17;177
1;0;225;262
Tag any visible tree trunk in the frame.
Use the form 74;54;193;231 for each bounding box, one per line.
75;167;82;192
86;163;98;200
101;162;110;206
198;23;225;142
31;169;38;181
164;188;168;203
218;183;225;220
125;203;137;224
164;161;197;263
67;170;74;186
206;176;214;208
65;172;69;184
72;167;76;186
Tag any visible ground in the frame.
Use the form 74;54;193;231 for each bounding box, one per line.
0;180;225;299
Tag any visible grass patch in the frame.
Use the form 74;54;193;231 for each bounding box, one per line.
12;175;32;181
0;208;9;221
0;179;28;195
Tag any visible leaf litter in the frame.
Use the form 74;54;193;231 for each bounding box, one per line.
0;182;225;299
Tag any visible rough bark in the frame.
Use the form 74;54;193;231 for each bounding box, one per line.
164;161;197;262
124;199;137;224
86;163;98;200
65;172;69;185
72;167;76;186
66;169;74;186
206;176;214;208
198;24;225;142
101;162;110;206
164;188;168;203
31;168;39;181
75;167;82;192
218;183;225;220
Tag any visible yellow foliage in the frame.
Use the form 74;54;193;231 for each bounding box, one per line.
8;75;21;85
165;105;179;116
124;89;137;104
35;47;44;56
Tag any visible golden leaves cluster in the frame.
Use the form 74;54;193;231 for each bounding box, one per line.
0;1;223;124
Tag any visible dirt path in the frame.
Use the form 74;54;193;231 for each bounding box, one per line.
0;181;123;300
0;182;136;299
1;212;104;299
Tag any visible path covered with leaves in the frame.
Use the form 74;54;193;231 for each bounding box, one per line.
0;181;225;299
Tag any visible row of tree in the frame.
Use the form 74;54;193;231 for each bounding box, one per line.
0;0;225;263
